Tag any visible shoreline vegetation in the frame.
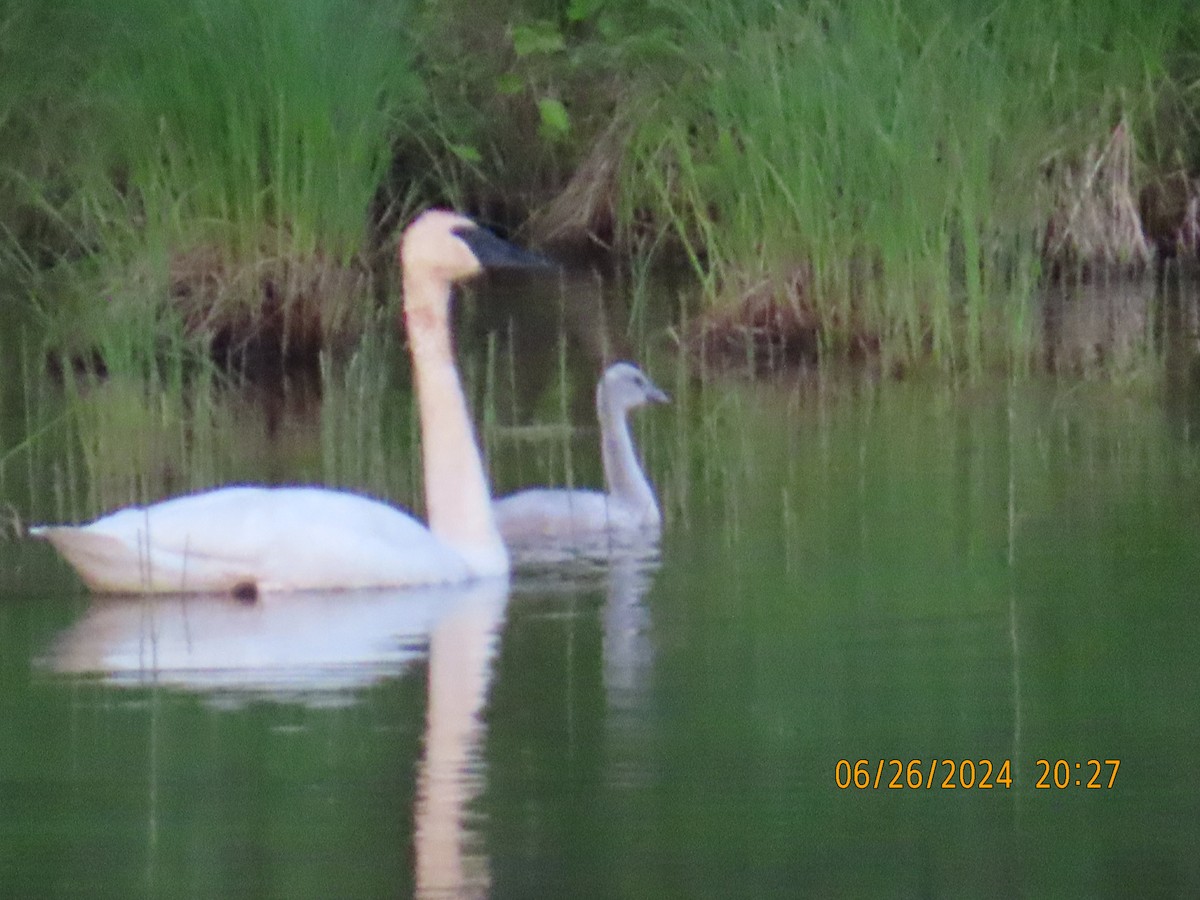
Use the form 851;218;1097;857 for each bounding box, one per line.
2;0;1199;377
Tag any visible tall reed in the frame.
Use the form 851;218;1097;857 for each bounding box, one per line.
90;0;419;257
619;0;1193;371
5;0;424;372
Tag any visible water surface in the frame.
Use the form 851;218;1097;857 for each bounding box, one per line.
2;301;1199;896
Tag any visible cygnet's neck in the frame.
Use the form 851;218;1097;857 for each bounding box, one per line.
599;393;659;523
404;275;507;575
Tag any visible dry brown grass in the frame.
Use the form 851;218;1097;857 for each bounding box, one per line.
1043;119;1154;275
1140;170;1200;260
527;116;631;250
1179;187;1200;258
168;242;376;364
685;267;827;372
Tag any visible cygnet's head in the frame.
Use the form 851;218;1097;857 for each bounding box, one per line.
400;209;553;290
597;362;670;415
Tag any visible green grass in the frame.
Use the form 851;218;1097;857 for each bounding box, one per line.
616;0;1197;372
2;0;425;373
91;0;419;257
319;330;419;502
2;0;1199;378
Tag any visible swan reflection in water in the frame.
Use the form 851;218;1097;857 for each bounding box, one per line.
43;542;664;896
43;580;509;898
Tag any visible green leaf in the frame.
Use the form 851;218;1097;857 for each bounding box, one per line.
512;21;565;58
496;72;524;95
566;0;604;23
449;143;482;164
537;98;570;139
596;13;619;40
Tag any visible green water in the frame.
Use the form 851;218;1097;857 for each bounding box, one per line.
2;325;1199;896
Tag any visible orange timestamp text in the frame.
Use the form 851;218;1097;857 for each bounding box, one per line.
834;758;1120;790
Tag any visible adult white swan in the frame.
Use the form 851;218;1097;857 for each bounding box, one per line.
30;209;552;594
493;362;668;545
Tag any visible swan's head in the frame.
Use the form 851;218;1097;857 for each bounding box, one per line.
400;209;553;288
597;362;670;415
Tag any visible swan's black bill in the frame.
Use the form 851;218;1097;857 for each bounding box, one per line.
454;225;556;271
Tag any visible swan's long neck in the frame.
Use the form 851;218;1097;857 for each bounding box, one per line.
405;276;507;576
599;394;659;523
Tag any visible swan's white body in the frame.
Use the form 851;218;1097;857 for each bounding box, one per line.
32;486;474;593
493;362;668;544
31;210;550;594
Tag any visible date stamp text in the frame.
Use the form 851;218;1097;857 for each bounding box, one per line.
834;758;1120;790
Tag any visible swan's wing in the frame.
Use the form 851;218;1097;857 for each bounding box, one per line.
492;488;663;565
492;489;612;540
492;488;663;535
32;486;471;592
